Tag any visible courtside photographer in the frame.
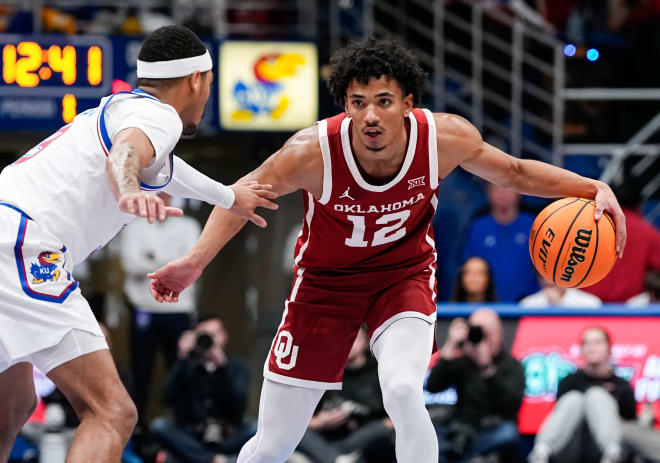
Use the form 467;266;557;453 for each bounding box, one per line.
150;317;255;463
427;309;525;462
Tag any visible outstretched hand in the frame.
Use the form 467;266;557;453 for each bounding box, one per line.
594;183;627;258
118;192;183;223
147;256;202;303
229;180;279;228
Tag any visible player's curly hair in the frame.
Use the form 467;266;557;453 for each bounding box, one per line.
137;25;207;90
327;36;426;108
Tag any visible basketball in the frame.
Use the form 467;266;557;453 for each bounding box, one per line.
529;198;617;288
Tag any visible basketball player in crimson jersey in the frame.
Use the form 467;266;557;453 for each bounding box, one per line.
149;37;627;462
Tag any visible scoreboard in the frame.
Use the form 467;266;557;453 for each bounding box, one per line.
1;35;111;94
0;34;112;130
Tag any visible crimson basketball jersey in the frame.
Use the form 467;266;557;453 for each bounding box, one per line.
293;108;440;279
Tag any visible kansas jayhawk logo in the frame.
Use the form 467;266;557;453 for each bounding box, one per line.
30;252;63;284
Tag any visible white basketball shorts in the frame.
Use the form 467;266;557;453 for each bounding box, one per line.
0;203;106;374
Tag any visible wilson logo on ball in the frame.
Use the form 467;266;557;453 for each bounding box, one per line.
560;228;592;283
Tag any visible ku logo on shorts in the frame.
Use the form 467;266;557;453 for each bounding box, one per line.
12;212;78;303
30;251;64;284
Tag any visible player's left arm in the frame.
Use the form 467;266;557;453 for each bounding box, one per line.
434;113;626;257
106;127;183;223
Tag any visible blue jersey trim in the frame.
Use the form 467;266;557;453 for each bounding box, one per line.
98;89;175;191
0;202;33;220
13;216;78;304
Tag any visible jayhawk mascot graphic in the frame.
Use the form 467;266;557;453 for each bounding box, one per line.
30;251;63;284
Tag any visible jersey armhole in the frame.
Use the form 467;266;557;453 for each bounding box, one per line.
316;120;333;205
422;109;439;189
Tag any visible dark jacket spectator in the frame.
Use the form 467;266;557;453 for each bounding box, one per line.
427;309;525;461
557;370;636;421
150;318;255;463
162;352;249;431
427;350;525;426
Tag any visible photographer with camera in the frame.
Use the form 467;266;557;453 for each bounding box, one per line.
427;308;525;462
150;317;255;463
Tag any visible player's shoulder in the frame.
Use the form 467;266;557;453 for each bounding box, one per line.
431;112;481;138
429;112;483;154
108;92;183;145
280;124;322;163
113;92;180;124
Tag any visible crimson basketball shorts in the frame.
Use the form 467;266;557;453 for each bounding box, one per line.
263;266;437;389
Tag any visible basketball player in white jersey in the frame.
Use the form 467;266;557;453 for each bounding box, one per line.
0;26;276;463
149;37;627;462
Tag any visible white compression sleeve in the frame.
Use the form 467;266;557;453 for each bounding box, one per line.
372;317;438;463
164;156;235;208
237;379;324;463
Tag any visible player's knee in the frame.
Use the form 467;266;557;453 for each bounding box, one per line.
92;397;137;442
114;399;138;439
382;379;421;414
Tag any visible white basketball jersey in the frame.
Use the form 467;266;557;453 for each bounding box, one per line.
0;89;182;265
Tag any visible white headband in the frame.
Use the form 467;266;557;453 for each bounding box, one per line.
137;50;213;78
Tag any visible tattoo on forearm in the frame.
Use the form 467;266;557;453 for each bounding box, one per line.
109;144;140;196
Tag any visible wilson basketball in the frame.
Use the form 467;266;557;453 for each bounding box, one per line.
529;198;616;288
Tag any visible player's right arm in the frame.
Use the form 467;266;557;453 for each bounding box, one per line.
106;127;183;222
148;126;323;302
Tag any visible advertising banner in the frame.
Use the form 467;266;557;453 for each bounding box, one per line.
512;316;660;434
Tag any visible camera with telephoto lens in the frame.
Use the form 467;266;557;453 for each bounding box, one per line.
457;325;485;348
190;331;214;357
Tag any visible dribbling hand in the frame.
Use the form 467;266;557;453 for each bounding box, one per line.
118;192;183;223
594;183;627;258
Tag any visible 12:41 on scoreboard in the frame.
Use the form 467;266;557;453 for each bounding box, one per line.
0;34;112;124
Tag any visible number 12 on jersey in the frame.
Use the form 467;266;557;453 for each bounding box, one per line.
345;210;410;247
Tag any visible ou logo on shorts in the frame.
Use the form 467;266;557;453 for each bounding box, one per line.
274;330;299;370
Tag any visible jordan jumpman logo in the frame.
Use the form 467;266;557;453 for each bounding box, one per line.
339;187;355;201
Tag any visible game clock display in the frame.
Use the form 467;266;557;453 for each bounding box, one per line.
0;34;112;125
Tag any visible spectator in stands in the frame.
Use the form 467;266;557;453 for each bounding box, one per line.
520;275;602;307
296;327;395;463
584;185;660;302
627;269;660;306
119;193;201;420
150;317;254;463
427;308;525;462
528;327;634;463
450;257;498;303
461;184;539;302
